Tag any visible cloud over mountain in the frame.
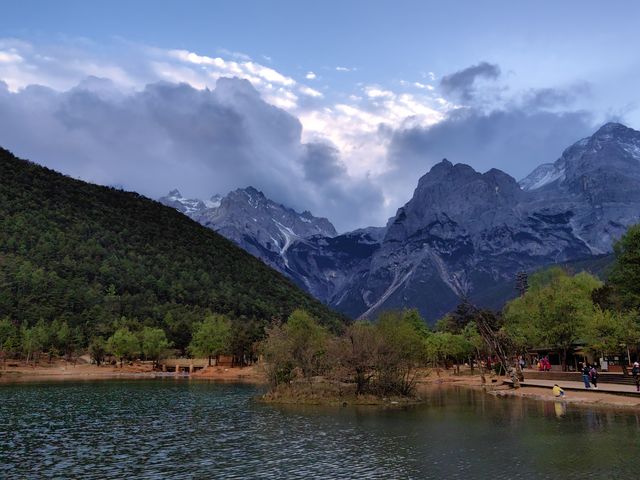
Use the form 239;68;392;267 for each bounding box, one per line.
0;39;625;231
0;77;383;232
440;61;501;101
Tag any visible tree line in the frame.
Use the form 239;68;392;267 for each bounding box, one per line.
446;224;640;374
0;312;263;368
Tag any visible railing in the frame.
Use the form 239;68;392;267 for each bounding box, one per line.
525;370;636;385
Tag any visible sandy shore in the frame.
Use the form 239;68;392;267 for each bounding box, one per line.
0;361;266;384
419;373;640;410
190;364;265;383
488;384;640;410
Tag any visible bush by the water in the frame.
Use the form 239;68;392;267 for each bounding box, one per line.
261;308;481;397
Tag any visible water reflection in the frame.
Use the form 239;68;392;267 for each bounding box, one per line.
1;380;639;479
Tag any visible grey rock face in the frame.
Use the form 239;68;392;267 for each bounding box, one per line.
522;122;640;253
160;123;640;323
159;186;337;273
349;122;640;320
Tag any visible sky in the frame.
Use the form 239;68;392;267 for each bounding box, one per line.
1;0;639;231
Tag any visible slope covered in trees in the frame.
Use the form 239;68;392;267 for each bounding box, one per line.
0;147;345;354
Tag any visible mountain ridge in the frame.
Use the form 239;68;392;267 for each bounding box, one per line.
159;122;640;322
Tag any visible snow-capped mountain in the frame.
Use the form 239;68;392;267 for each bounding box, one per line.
161;122;640;322
160;189;220;215
159;186;337;273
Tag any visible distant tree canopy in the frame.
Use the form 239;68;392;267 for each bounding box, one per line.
503;267;602;369
107;328;139;367
0;147;346;361
188;314;232;366
605;224;640;310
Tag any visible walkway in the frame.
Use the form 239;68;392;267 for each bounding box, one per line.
505;378;640;397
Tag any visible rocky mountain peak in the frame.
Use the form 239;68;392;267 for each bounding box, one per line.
593;122;632;137
520;122;640;192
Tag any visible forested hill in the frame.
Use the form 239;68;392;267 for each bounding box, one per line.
0;147;345;350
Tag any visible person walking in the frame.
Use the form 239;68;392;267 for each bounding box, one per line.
632;362;640;392
581;363;591;389
589;364;598;389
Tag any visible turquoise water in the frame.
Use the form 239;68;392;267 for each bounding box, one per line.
1;380;639;479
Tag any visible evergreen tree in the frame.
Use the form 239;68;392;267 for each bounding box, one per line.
188;314;231;366
107;328;140;367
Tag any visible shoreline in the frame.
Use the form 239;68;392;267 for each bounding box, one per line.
5;363;640;412
0;362;266;384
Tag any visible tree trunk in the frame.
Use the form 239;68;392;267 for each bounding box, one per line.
477;354;486;384
208;355;212;367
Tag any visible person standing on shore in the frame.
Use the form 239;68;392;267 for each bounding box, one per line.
589;364;598;389
581;363;591;389
632;362;640;392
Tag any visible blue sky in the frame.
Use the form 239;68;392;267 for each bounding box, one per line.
1;1;639;230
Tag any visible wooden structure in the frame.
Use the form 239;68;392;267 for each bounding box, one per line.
158;358;208;373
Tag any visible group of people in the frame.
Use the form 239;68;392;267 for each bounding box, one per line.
553;361;640;398
581;363;599;389
536;356;552;371
553;363;598;398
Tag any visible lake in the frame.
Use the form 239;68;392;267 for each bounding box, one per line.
1;379;638;479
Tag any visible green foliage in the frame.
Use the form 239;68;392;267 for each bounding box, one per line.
425;332;470;366
372;311;428;395
607;224;640;309
262;309;329;387
284;309;329;380
503;267;601;368
188;314;231;365
583;308;640;355
141;327;171;364
261;322;295;387
88;336;107;366
0;147;346;358
401;308;430;338
20;325;43;362
262;309;430;396
229;318;264;366
339;321;381;394
107;328;140;366
436;300;477;334
0;317;20;356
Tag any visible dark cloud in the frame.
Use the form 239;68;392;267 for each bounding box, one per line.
301;142;345;184
440;61;501;101
0;77;383;232
522;83;591;109
385;103;597;199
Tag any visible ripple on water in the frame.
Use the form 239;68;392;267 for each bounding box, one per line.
1;380;639;479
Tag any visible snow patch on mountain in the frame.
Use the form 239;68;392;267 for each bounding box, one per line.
519;163;565;190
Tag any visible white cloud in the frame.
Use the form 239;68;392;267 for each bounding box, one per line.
365;86;394;99
413;81;434;91
305;71;316;80
0;50;23;63
335;66;355;72
299;86;323;98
